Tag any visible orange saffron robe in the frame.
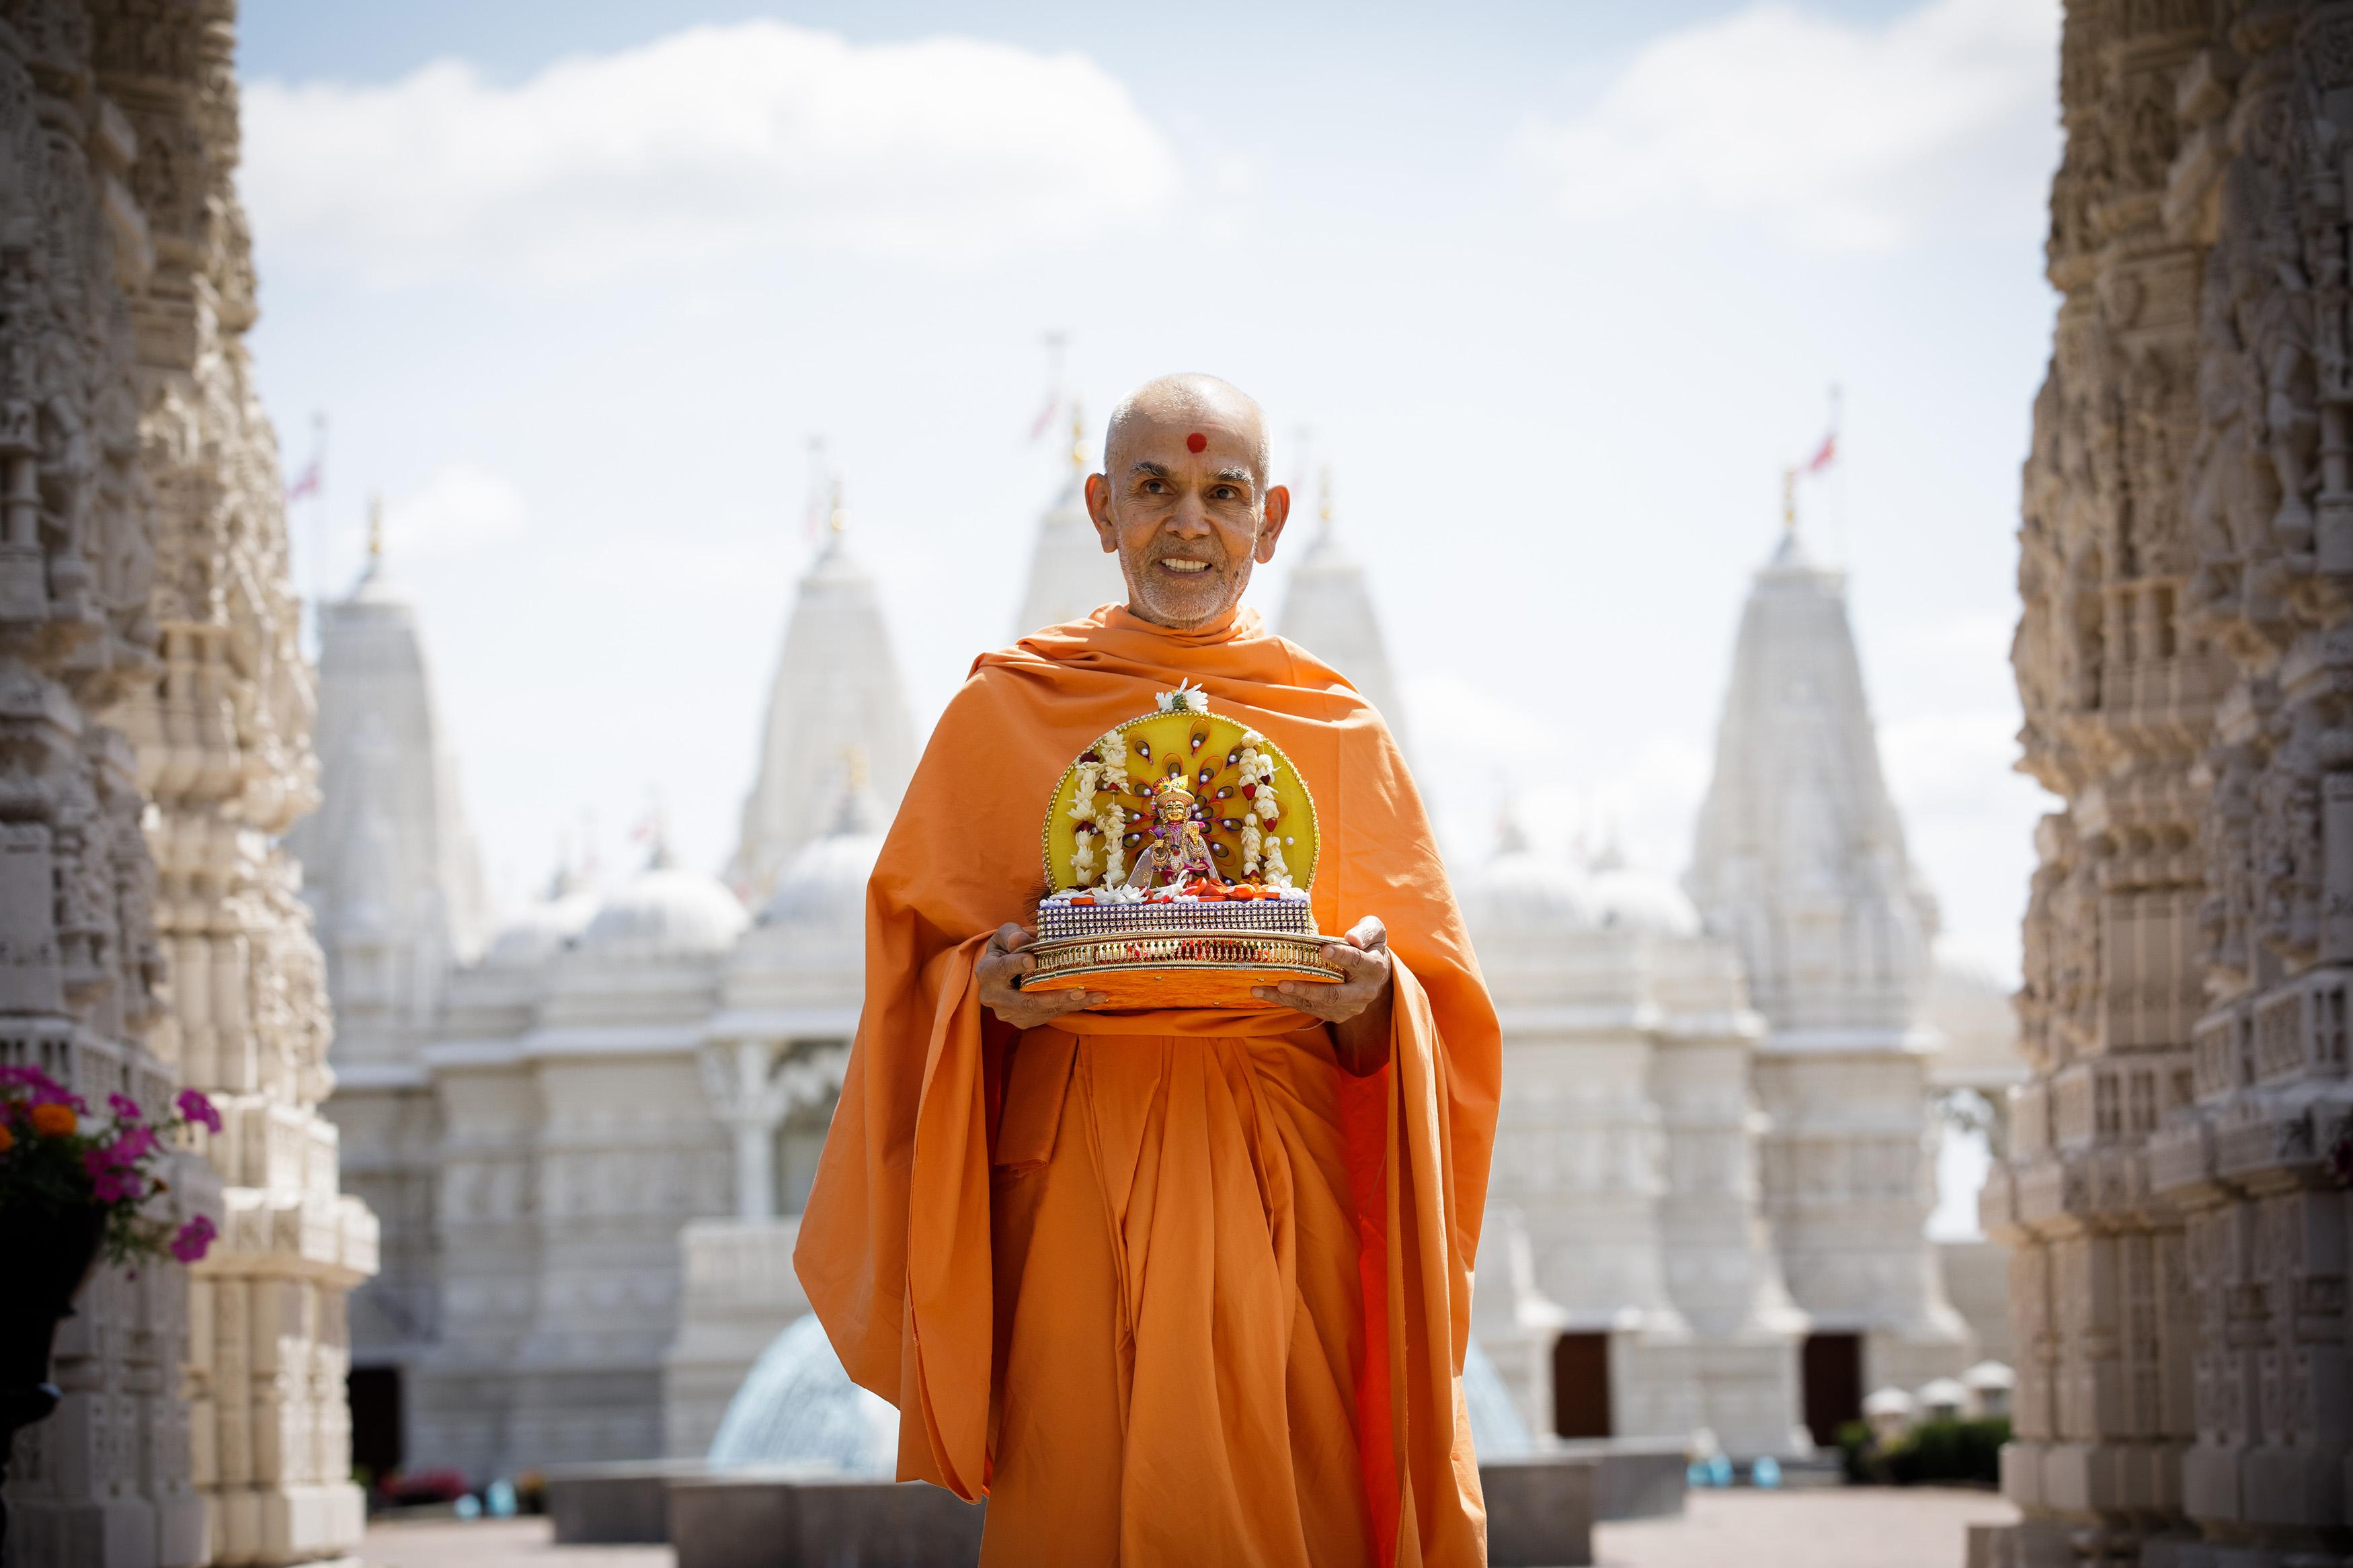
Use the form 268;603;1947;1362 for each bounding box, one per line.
794;604;1501;1567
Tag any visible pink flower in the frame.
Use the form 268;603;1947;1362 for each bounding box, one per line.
108;1092;143;1122
110;1124;157;1165
174;1089;222;1134
1;1063;85;1112
169;1214;216;1264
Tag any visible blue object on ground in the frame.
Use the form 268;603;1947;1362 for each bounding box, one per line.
1752;1456;1782;1489
454;1494;481;1520
485;1479;518;1517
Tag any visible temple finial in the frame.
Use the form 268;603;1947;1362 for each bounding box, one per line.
1069;401;1088;474
1318;463;1334;530
1781;466;1798;534
828;477;846;535
367;491;385;560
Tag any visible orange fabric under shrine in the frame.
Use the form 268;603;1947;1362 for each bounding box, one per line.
793;604;1501;1567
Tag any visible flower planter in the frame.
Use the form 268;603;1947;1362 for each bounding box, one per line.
0;1202;106;1568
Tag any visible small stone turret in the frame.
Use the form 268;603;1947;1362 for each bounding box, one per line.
1277;468;1413;758
730;497;917;903
1012;405;1126;636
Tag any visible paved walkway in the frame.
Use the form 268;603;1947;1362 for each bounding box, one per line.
1596;1486;2016;1567
362;1517;670;1568
362;1486;2018;1566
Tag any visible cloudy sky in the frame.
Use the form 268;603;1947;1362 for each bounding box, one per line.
237;0;2063;1020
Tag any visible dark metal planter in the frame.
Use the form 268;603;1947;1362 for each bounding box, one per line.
0;1204;106;1568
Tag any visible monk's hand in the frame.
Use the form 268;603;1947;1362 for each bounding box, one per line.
1254;916;1394;1075
977;923;1106;1030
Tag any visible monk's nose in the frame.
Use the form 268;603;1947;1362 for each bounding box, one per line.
1165;496;1212;536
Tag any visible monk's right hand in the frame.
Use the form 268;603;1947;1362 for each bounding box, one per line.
977;923;1106;1030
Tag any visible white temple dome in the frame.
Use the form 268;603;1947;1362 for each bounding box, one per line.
1586;862;1702;938
759;800;884;930
577;860;748;960
1461;834;1598;940
481;888;598;970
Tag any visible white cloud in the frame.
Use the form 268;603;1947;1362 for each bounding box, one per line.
243;22;1181;284
1515;0;2057;250
385;464;528;554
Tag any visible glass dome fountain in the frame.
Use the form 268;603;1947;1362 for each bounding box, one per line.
707;1313;1532;1472
705;1314;899;1476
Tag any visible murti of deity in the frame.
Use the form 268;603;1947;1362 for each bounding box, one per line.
1124;777;1222;891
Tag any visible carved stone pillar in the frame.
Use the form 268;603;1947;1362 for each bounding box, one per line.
1999;2;2353;1563
87;1;377;1561
0;7;206;1566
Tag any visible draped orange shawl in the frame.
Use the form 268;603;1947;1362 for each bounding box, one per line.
794;603;1500;1563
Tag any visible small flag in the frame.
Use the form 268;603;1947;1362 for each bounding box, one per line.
1026;391;1060;443
1802;431;1836;474
286;411;325;501
1028;331;1068;444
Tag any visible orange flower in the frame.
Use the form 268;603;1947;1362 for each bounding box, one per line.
29;1102;76;1137
0;1122;13;1153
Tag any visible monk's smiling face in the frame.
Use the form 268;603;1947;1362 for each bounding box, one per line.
1086;374;1291;630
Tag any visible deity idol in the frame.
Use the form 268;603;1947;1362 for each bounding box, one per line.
1123;778;1220;891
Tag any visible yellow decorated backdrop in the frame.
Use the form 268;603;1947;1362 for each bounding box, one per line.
1040;710;1320;894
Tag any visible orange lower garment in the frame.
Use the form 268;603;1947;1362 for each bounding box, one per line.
983;1024;1381;1567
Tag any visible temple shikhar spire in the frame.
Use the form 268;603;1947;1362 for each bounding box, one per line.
1275;465;1414;759
290;528;489;1414
1683;478;1968;1402
730;481;917;903
1013;399;1127;636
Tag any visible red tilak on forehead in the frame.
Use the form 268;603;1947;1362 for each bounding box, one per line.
1186;432;1207;454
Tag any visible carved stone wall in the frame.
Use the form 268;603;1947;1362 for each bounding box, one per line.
1;3;373;1565
0;5;204;1562
1985;2;2352;1563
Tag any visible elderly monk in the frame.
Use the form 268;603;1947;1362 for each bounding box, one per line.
795;373;1500;1567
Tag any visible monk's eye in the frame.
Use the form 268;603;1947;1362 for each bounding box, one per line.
1211;486;1236;501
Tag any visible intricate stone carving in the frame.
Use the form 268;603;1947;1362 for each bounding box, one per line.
1990;3;2353;1561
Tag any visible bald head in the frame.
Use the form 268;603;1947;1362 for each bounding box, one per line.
1104;373;1272;488
1085;373;1292;630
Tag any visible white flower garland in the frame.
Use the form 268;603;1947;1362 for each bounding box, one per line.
1232;729;1291;886
1068;727;1131;887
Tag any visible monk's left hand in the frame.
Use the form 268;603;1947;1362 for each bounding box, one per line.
1254;915;1394;1075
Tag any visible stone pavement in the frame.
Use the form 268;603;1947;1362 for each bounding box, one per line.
1596;1486;2018;1567
361;1517;671;1567
361;1486;2020;1566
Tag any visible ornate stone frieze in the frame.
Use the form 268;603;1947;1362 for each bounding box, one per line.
1994;3;2353;1561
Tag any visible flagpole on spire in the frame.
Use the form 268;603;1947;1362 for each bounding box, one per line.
1784;383;1842;544
1029;331;1069;446
802;435;830;546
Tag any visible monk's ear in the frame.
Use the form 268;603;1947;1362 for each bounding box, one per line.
1254;483;1291;565
1084;472;1118;553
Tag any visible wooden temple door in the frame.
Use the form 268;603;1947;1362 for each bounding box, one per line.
1551;1331;1613;1440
